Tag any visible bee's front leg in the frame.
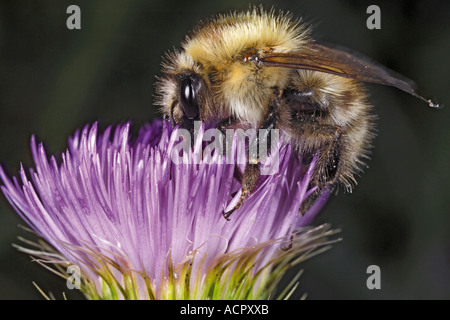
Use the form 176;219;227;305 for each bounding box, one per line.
222;104;279;220
222;162;260;220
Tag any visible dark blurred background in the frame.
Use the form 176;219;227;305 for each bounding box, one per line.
0;0;448;299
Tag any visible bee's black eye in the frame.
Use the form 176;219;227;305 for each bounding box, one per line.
179;75;200;119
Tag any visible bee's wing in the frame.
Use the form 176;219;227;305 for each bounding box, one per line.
260;43;438;108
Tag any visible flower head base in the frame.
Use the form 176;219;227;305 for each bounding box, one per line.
0;119;335;299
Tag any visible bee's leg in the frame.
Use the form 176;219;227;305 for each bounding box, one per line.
223;163;260;220
169;101;176;127
318;126;342;184
216;116;242;176
283;88;344;185
297;124;343;215
222;107;279;220
299;179;335;216
215;116;248;200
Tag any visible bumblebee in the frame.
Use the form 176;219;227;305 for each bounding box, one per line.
156;7;438;219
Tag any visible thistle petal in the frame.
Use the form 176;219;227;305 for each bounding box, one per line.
0;119;336;299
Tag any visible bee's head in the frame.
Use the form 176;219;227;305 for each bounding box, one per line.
155;7;311;127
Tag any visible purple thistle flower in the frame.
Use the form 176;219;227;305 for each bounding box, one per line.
0;119;336;299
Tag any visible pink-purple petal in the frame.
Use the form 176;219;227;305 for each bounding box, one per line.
0;119;330;298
